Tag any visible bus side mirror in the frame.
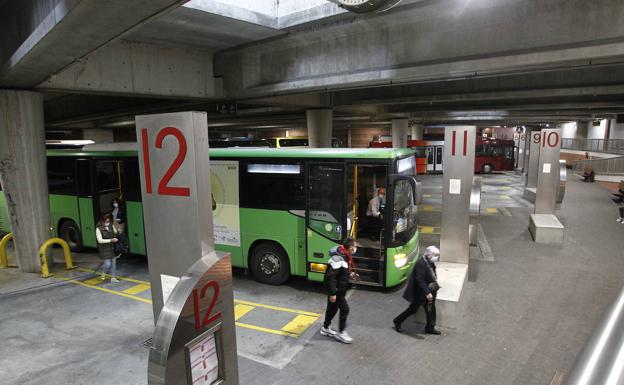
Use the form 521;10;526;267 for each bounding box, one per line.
389;175;422;205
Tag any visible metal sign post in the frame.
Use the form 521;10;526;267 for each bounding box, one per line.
135;112;238;385
535;128;562;214
523;132;531;173
440;126;476;264
516;132;527;173
523;130;541;201
529;128;564;244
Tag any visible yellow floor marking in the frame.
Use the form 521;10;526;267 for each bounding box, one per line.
234;299;320;317
281;314;319;336
64;278;153;304
485;208;499;214
234;304;255;321
419;226;435;234
498;195;511;200
83;277;104;286
419;205;440;212
423;194;432;198
77;268;150;285
236;321;299;338
122;283;151;295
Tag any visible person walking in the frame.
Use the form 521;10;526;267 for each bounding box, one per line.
96;213;120;283
320;237;357;344
393;245;441;335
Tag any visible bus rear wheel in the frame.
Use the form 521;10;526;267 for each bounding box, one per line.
482;163;494;174
59;220;84;251
250;243;290;285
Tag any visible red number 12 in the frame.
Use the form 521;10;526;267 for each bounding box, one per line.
192;281;222;331
141;126;190;196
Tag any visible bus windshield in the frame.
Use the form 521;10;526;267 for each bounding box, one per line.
392;179;418;245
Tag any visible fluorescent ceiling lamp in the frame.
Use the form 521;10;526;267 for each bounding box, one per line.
248;164;301;174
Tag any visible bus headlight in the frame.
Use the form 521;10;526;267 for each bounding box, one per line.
310;263;327;273
393;253;408;268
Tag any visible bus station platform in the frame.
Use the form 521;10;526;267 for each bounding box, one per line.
1;172;622;385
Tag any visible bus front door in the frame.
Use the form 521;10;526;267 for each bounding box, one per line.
306;163;345;282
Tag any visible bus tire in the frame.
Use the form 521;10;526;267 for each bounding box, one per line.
59;220;84;251
250;242;290;285
482;163;494;174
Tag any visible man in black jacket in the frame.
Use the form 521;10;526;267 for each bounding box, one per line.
393;245;441;335
320;237;357;344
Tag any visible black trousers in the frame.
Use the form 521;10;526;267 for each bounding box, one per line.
393;299;437;330
619;207;624;218
323;292;349;332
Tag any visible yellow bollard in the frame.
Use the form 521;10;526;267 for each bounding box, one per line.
38;237;76;278
0;232;14;269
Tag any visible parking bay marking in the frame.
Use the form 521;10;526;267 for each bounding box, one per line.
65;268;320;338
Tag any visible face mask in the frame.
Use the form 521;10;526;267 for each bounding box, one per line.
350;247;357;254
104;221;111;226
429;255;439;263
113;203;119;208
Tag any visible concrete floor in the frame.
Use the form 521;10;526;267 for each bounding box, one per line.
1;172;623;385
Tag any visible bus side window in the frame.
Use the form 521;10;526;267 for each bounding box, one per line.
95;161;117;192
75;159;93;196
48;157;77;195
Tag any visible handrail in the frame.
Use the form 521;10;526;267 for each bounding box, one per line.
38;237;75;278
572;156;624;175
0;232;15;269
563;284;624;385
562;138;624;155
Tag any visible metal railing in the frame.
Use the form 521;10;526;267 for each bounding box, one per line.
563;284;624;385
572;156;624;175
562;138;624;155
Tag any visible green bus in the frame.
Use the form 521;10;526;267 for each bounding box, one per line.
0;145;421;287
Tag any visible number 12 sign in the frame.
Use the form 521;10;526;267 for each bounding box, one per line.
141;126;191;197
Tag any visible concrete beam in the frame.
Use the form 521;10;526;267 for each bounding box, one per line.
0;0;188;87
37;40;219;99
215;0;624;98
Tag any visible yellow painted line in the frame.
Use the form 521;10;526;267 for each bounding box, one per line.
77;268;150;285
423;194;432;198
123;283;151;295
83;277;104;286
418;226;434;234
236;321;299;338
234;299;320;317
419;205;441;212
281;314;319;336
485;208;499;214
234;304;255;321
64;278;153;304
498;195;511;200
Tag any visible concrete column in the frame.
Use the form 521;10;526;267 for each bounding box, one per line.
0;90;50;272
306;109;333;147
410;123;423;140
392;118;409;147
576;121;589;139
347;129;352;148
83;128;114;143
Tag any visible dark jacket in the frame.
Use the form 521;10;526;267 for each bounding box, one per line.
323;246;351;295
402;256;437;304
97;225;116;260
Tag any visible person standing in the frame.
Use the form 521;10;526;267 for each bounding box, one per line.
96;213;120;283
111;197;126;233
320;237;357;344
393;245;441;335
365;188;386;240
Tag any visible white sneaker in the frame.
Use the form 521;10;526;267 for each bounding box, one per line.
110;277;120;283
617;218;623;222
320;327;337;337
335;330;353;344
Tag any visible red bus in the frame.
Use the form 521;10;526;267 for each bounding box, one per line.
369;137;514;174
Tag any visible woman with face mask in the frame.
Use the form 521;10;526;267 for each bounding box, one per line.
111;197;126;233
393;245;441;335
96;213;120;283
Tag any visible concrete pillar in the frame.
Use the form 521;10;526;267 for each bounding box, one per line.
392;118;408;147
0;90;50;272
347;129;352;148
576;121;589;139
83;128;114;142
306;109;333;147
410;123;423;140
